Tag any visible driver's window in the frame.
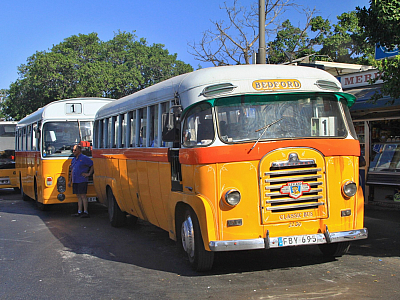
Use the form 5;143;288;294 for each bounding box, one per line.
182;103;214;147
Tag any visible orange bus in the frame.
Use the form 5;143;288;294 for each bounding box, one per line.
93;65;367;271
0;121;19;191
16;97;114;210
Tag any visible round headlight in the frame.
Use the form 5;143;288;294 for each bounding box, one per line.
224;189;241;206
342;181;357;198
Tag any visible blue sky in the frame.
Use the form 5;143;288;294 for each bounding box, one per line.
1;0;370;90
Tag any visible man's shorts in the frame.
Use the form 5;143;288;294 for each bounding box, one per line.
73;182;88;195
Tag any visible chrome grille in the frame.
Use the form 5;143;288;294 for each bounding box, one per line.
262;164;325;213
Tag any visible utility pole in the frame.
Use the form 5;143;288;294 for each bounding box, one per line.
258;0;266;64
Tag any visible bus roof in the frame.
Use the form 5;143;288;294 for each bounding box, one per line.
17;97;115;128
96;64;355;119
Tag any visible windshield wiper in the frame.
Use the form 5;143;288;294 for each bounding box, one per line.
248;118;284;152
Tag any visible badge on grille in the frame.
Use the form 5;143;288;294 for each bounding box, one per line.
280;181;311;199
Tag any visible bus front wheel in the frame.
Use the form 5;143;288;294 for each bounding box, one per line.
318;242;350;257
180;209;214;272
107;188;126;227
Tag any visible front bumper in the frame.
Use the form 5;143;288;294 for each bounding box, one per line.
209;227;368;252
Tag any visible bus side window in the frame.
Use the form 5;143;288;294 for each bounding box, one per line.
111;116;117;148
119;114;125;148
103;118;109;149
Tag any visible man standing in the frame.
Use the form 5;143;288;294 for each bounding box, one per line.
69;144;94;218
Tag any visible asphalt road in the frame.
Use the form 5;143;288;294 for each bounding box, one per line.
1;189;399;300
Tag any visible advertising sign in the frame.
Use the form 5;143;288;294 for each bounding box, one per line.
375;43;399;60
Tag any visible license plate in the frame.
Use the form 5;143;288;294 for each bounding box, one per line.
278;234;320;246
87;197;97;202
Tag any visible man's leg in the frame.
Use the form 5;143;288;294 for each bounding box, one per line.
82;194;88;213
77;194;84;212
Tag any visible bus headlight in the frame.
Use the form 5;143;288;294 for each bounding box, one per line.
57;176;66;193
342;181;357;198
224;189;241;207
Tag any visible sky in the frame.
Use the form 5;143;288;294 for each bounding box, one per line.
1;0;371;90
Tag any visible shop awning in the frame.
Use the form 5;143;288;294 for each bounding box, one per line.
346;85;400;120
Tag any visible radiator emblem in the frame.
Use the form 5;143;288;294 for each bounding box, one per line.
280;181;311;199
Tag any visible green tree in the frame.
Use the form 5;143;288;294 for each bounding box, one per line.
357;0;400;103
267;17;330;64
267;12;374;65
1;31;193;120
318;12;374;64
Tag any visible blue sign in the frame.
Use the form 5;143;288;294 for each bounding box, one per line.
375;43;399;60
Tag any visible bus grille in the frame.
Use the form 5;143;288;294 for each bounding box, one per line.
261;152;326;218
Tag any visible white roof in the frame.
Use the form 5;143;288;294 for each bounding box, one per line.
96;64;343;119
17;97;114;128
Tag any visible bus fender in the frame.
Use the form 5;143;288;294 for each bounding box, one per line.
105;178;124;211
172;194;217;251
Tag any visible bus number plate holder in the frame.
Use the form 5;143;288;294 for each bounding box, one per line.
269;233;326;248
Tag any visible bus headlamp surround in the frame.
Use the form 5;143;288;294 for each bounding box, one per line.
224;189;241;207
57;176;66;193
342;181;357;198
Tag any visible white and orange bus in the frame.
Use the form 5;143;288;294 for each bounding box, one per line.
16;97;114;210
93;65;367;271
0;121;19;191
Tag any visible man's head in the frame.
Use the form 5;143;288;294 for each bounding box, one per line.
72;145;82;157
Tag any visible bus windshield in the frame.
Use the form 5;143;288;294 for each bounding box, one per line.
214;93;352;143
0;123;16;167
42;121;93;157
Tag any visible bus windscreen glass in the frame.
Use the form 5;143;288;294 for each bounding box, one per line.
215;93;351;143
42;121;93;157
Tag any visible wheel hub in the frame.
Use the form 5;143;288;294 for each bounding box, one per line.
181;215;195;258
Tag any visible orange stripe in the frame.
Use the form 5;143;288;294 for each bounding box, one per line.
180;139;360;165
92;139;360;165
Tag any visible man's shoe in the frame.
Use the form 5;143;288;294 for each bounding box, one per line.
81;212;90;218
71;212;82;217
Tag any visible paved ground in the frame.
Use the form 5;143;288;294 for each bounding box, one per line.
0;189;399;299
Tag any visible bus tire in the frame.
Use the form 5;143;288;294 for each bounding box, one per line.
318;242;350;257
34;181;46;211
180;208;214;272
20;181;30;201
107;188;126;227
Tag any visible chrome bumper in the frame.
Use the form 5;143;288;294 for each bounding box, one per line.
208;228;368;252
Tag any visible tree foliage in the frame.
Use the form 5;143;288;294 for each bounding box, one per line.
357;0;400;103
267;15;330;64
2;31;193;120
318;12;374;64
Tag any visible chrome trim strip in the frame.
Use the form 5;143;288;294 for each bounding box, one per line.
209;238;266;251
264;168;321;176
265;190;323;197
328;228;368;243
266;195;323;203
265;174;321;183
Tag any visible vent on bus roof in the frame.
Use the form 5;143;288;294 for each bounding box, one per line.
315;80;341;91
200;83;237;97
